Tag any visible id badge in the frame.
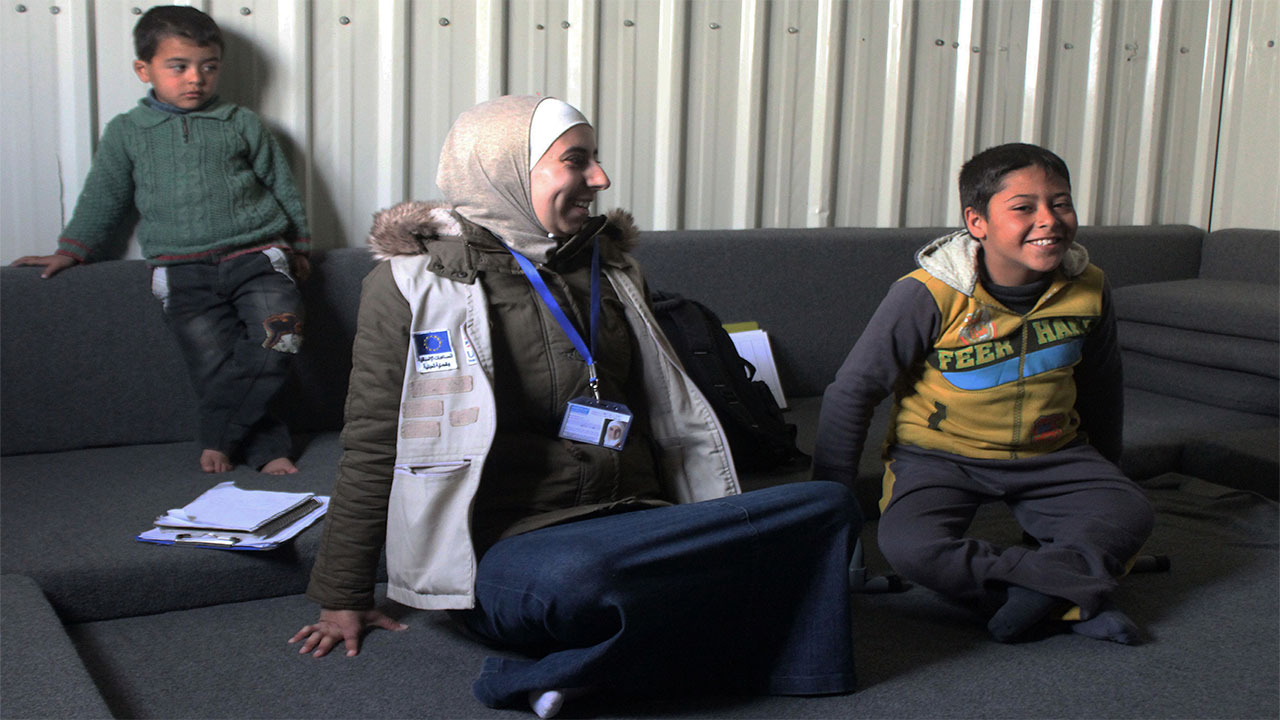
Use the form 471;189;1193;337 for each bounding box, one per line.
559;397;634;451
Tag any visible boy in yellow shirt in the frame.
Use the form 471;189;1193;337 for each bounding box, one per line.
815;143;1154;643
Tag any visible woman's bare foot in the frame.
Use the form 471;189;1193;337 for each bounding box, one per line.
200;449;233;473
260;457;299;475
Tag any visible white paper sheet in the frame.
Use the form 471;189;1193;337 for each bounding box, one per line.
728;329;788;409
153;481;316;532
138;495;329;550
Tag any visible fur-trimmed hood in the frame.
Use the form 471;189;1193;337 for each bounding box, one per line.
367;201;639;262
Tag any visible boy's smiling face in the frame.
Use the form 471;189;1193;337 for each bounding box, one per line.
133;35;221;110
964;165;1077;286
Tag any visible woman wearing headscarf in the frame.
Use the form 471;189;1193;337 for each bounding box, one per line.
291;95;860;717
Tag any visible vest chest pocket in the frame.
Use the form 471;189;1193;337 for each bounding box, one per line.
389;462;472;517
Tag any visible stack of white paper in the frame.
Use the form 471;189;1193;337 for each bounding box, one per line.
728;328;788;409
137;481;329;550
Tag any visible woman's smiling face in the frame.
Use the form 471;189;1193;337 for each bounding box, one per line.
530;124;611;238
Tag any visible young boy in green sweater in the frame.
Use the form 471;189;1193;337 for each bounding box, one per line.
12;6;310;475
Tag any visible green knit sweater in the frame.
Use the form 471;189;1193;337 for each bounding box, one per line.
58;98;310;265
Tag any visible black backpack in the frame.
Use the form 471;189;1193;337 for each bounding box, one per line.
650;291;810;472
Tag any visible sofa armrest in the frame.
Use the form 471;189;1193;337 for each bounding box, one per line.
0;574;112;718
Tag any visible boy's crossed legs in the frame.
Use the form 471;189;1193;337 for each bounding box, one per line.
154;251;303;474
877;443;1155;643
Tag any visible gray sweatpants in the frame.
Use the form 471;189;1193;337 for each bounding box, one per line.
877;442;1154;618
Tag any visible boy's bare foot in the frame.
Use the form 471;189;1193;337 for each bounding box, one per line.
201;449;233;473
261;457;299;475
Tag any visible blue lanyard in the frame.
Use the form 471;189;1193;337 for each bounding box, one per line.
505;240;603;400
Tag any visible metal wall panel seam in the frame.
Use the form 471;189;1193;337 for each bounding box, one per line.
767;6;802;228
330;1;357;220
567;0;599;125
876;0;912;227
653;0;687;230
475;0;505;104
54;0;95;229
376;0;409;209
805;0;844;229
1020;0;1050;141
945;0;980;224
598;1;640;217
684;5;713;229
275;0;313;236
1075;0;1110;225
1189;0;1229;230
1132;0;1168;224
732;0;766;229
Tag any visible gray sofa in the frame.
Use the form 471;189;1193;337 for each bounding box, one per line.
2;225;1276;719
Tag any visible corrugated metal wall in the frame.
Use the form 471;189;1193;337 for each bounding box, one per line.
2;0;1276;262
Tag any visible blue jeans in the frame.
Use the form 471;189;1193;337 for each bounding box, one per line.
459;481;860;708
151;249;302;467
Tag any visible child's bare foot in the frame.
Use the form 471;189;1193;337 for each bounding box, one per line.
261;457;299;475
201;449;233;473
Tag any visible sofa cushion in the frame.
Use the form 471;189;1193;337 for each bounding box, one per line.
1112;279;1279;341
1123;350;1278;416
1118;320;1278;378
1;574;112;718
1;261;196;455
1180;428;1280;500
63;476;1280;720
1121;388;1279;481
66;588;493;719
1074;224;1205;288
0;433;358;623
1199;228;1280;284
0;248;376;456
634;227;948;398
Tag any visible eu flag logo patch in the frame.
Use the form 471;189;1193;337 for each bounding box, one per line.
413;330;458;373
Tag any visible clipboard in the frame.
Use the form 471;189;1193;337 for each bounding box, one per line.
137;493;329;550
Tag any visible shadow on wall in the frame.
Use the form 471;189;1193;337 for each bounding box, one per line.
216;28;268;124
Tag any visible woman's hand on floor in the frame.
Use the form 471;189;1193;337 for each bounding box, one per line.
289;608;407;657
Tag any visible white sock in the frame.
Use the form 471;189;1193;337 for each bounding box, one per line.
529;690;564;719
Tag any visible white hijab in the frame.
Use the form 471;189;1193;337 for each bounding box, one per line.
436;95;589;263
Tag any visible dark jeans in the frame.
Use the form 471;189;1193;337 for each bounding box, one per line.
878;443;1155;617
460;481;860;708
151;249;302;468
